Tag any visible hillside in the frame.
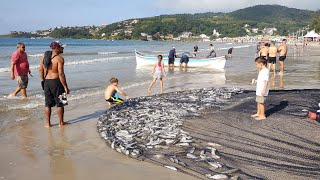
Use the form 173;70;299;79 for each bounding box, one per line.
95;5;312;40
8;5;313;39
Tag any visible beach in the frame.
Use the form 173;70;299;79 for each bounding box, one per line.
0;38;319;180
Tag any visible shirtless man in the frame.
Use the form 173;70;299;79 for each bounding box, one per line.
278;39;288;74
258;43;269;59
268;41;278;74
39;41;69;128
105;77;129;104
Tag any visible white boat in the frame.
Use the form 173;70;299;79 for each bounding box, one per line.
135;51;226;70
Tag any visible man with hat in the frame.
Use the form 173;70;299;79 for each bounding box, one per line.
39;41;70;128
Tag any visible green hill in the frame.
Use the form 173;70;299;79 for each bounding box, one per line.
11;5;312;39
95;5;312;40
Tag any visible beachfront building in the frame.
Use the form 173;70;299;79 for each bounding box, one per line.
304;30;320;41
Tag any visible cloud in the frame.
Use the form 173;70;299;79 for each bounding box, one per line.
155;0;320;13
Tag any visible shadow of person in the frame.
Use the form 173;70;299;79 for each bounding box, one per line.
266;101;289;117
67;110;104;125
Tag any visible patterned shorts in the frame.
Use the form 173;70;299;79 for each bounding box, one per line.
16;75;28;89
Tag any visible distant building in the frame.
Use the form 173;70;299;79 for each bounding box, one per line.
212;29;220;37
252;28;259;33
179;32;192;38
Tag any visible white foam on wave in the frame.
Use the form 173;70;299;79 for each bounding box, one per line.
64;56;134;66
0;56;135;73
98;52;119;55
28;54;43;57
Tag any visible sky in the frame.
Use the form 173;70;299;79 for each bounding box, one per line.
0;0;319;34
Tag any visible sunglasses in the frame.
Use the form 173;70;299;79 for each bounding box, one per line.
21;47;25;49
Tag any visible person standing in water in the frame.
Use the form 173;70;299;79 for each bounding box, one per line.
39;41;70;128
278;39;288;75
168;47;177;68
268;41;278;75
9;43;31;98
193;45;199;57
148;55;167;93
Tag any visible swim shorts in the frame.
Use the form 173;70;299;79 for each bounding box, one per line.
106;97;123;103
279;56;286;61
16;75;28;89
153;71;163;79
168;58;175;65
256;96;266;104
44;79;65;107
268;57;276;64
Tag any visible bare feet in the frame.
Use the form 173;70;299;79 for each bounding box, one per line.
45;124;51;128
59;122;70;128
148;88;152;92
251;114;259;118
8;93;15;98
255;116;266;121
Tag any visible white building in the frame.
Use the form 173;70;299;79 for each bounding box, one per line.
212;29;220;37
179;32;192;38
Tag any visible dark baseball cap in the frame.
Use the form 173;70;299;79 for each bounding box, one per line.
50;41;66;49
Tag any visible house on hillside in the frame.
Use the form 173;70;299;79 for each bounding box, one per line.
212;29;220;37
179;32;192;38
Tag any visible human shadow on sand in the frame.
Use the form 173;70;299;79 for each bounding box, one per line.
266;101;289;117
67;110;105;124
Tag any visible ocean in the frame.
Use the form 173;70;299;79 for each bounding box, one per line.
0;38;319;128
0;38;319;180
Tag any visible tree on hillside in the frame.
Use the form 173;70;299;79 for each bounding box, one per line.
310;11;320;33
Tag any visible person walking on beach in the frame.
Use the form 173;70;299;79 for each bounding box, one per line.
9;43;31;98
148;55;167;93
39;41;70;128
278;39;288;75
105;77;129;105
168;47;177;68
268;41;278;75
251;57;270;121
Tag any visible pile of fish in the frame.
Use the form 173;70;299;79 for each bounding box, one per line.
97;87;243;179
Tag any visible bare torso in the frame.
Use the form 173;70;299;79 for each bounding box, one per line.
105;85;116;100
45;55;63;79
260;47;269;57
278;45;288;56
268;46;278;57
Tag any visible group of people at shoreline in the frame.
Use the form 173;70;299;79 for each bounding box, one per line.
9;41;70;128
257;39;288;75
8;40;284;128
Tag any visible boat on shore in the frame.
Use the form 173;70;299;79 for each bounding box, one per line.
135;51;226;70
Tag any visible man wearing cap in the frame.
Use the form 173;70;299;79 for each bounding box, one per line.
168;47;177;68
39;41;70;128
9;42;31;97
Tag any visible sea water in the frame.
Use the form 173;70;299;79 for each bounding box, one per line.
0;38;319;128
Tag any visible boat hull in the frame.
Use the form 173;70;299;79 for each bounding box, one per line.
135;51;226;70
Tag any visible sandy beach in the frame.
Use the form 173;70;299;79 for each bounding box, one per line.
0;42;319;180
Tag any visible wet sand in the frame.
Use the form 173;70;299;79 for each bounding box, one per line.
0;74;226;180
184;90;320;179
0;46;319;180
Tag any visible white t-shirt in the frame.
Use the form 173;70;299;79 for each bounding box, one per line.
256;68;270;96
